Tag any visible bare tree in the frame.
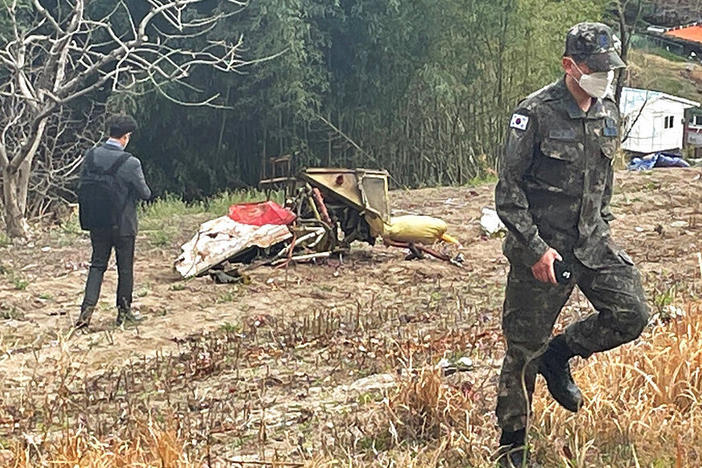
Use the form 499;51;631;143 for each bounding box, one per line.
0;0;248;237
26;102;104;221
613;0;645;104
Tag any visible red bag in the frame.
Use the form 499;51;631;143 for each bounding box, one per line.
228;201;296;226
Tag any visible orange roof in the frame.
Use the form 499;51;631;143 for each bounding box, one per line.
665;25;702;44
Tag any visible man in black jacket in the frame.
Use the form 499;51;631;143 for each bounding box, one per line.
76;114;152;329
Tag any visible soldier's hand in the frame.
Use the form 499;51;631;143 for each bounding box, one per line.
531;248;562;285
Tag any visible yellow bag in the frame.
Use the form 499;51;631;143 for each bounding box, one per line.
383;215;458;245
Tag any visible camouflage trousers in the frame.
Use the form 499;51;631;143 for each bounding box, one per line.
495;249;649;432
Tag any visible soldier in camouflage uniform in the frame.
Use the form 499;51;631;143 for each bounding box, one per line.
494;22;649;466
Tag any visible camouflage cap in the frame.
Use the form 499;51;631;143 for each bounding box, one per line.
564;22;626;72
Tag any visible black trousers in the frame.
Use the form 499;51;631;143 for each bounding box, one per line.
82;229;135;310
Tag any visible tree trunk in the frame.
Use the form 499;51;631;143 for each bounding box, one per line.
1;118;47;238
3;167;30;238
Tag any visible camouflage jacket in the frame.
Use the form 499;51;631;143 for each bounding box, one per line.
495;76;620;269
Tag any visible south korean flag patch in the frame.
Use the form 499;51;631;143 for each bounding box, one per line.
510;113;529;131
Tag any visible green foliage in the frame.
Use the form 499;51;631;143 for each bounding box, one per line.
217;289;238;304
12;275;29;291
652;284;676;316
129;0;336;197
357;391;383;405
0;258;28;290
139;189;275;230
630;31;692;64
146;229;174;248
220;321;240;333
25;0;608;201
131;188;274;250
0;0;31;42
169;282;187;292
632;42;689;63
0;307;24;321
628;50;702;103
60;214;83;236
0;231;10;248
139;194;204;232
465;173;498;187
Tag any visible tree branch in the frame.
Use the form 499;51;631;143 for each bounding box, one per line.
31;0;63;34
622;94;650;143
0;0;254;233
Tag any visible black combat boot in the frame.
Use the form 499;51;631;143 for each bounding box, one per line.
75;305;95;329
538;334;583;412
497;428;528;467
115;307;144;326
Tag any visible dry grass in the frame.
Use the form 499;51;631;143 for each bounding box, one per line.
6;301;702;467
2;170;700;466
532;301;702;467
385;368;472;440
380;367;497;466
300;300;702;467
321;367;494;467
8;418;197;467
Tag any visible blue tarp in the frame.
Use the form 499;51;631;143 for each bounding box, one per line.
627;152;691;171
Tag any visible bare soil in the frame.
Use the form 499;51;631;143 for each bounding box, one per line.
0;168;700;465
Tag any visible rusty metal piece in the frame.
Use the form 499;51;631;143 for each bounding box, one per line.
298;168;390;224
312;188;332;226
276;231;298;269
271;252;332;266
181;166;458;280
383;239;457;264
298;168;390;243
307;195;321;221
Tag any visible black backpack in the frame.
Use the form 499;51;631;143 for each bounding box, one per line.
78;149;131;231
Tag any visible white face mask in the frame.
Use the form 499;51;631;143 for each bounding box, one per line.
570;61;614;99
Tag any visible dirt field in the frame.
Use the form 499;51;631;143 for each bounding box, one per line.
0;168;701;466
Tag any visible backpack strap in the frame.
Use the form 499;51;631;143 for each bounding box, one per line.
83;148;97;173
106;153;131;175
82;148;130;175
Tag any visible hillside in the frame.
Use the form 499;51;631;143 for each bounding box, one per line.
629;49;702;102
643;0;702;26
1;169;701;466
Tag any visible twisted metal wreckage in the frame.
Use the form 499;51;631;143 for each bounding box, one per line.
175;168;463;282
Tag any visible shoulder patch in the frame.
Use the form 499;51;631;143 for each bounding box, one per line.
510;114;529;131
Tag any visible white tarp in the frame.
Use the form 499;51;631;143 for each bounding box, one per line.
175;216;292;278
480;207;507;237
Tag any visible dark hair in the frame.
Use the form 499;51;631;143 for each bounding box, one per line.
106;114;137;138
